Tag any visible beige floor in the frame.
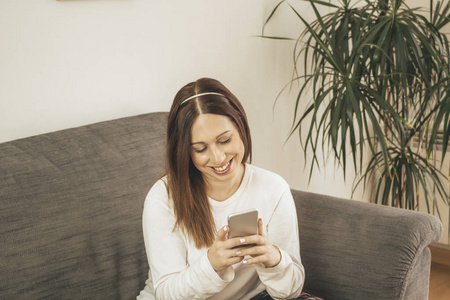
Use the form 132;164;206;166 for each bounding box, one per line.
429;262;450;300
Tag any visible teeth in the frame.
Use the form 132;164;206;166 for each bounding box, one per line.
213;160;231;172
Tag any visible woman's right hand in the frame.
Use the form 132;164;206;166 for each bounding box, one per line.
207;225;245;272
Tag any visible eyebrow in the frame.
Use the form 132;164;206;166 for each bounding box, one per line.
191;130;231;145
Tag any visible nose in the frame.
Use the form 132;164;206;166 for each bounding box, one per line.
210;146;226;165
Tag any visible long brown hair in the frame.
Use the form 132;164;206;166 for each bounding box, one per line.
166;78;252;248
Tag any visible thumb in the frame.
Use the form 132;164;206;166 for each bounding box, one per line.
216;225;229;241
258;218;265;237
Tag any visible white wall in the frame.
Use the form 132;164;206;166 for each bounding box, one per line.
2;0;398;201
0;0;267;141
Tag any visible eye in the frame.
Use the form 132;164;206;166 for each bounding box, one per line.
219;137;231;144
193;147;206;153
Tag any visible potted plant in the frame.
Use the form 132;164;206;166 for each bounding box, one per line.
263;0;450;214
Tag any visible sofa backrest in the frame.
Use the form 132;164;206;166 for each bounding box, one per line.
0;112;168;299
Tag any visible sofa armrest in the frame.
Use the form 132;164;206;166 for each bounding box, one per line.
291;189;442;300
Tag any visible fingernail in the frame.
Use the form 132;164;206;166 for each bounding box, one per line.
240;238;246;243
243;260;248;264
223;226;228;232
236;250;241;255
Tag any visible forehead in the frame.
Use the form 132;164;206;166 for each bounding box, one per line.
191;114;237;142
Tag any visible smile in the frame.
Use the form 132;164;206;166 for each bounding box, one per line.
211;158;233;174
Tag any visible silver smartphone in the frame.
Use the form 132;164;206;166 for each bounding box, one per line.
227;208;259;239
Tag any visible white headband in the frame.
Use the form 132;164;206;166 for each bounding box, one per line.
180;92;225;106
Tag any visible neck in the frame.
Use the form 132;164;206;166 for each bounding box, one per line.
206;163;245;201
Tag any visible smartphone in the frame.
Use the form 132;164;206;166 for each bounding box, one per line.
227;208;259;239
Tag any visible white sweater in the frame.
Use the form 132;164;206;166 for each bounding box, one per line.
137;164;305;300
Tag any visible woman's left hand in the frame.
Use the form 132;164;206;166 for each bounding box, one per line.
234;218;281;268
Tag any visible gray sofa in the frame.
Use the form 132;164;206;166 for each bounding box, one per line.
0;112;442;299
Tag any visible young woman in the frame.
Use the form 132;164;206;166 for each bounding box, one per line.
138;78;312;300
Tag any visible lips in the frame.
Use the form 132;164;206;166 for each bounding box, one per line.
211;158;233;174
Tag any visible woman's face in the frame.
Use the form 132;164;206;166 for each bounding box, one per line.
190;113;245;184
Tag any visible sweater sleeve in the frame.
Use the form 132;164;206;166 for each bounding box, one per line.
254;187;305;299
142;181;234;300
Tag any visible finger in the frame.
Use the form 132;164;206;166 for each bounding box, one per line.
258;218;265;237
229;235;263;248
242;255;266;266
223;235;255;249
227;255;245;266
216;225;229;242
235;245;265;257
229;236;251;248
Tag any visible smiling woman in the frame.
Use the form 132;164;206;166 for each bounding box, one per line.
137;78;308;300
165;79;252;249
